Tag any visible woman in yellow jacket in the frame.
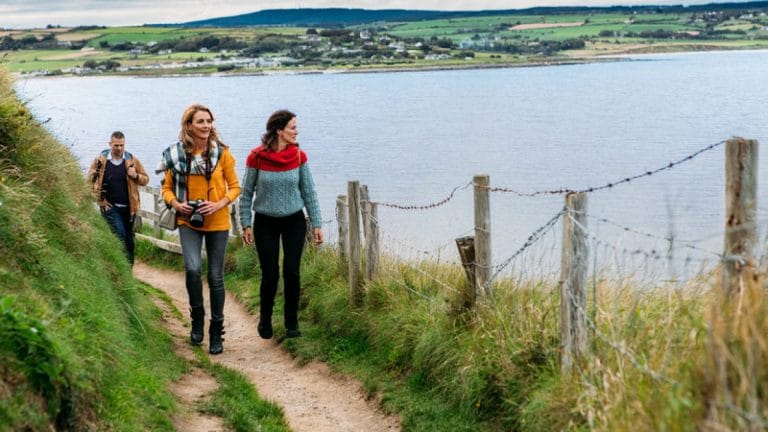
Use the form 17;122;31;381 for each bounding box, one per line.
161;104;240;355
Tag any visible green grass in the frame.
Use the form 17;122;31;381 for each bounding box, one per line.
85;27;214;46
0;50;101;73
194;350;291;432
82;25;307;47
219;233;767;431
225;246;531;430
0;67;189;430
386;13;697;40
0;70;291;430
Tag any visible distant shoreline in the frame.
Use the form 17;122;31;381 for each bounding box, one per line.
12;56;627;80
12;46;768;80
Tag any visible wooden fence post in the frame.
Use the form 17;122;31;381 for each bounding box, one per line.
230;199;243;243
455;236;476;309
348;181;363;306
152;188;162;238
360;184;370;243
560;192;589;372
722;137;758;296
473;174;492;297
305;215;314;246
365;201;379;281
337;195;349;274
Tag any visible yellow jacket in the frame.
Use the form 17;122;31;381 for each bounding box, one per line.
162;147;240;231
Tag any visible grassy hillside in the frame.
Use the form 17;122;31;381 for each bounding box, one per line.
0;67;293;431
176;3;768;27
0;68;189;430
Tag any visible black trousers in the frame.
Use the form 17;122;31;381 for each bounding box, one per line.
253;211;306;329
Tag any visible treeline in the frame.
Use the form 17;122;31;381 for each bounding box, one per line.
82;59;121;70
0;33;81;50
97;31;468;57
597;28;755;39
492;38;586;55
0;26;112;50
101;35;249;52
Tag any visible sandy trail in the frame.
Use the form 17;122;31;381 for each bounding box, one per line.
149;290;227;431
134;262;400;432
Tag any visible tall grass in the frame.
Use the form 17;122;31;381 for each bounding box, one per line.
226;234;768;431
0;68;188;430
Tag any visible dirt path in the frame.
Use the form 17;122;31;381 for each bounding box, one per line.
134;262;401;432
149;288;227;432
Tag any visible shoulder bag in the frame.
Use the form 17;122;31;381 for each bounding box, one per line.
157;151;193;230
157;194;178;230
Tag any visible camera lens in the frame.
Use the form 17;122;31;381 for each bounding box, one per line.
189;212;204;228
188;199;205;228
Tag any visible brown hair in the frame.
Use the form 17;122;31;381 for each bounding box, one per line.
110;130;125;140
261;109;296;150
178;104;227;156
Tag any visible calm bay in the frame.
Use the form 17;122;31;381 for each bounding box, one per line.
15;49;768;281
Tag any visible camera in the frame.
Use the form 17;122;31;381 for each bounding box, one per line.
187;199;205;228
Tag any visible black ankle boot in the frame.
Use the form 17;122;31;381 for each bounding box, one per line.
209;320;224;355
190;306;205;345
257;317;273;340
285;317;301;338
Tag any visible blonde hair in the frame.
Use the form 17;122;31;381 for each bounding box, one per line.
178;104;227;156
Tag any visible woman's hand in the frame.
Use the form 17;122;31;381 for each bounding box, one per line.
242;227;253;245
313;228;324;246
197;198;229;216
173;199;193;216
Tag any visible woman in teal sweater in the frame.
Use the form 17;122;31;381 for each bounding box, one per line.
240;109;323;339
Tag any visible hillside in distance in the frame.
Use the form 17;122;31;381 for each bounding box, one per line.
165;2;768;27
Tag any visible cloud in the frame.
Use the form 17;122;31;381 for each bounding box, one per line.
1;0;262;28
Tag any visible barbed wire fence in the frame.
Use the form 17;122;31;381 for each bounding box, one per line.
330;137;764;427
336;137;760;287
479;139;726;197
130;138;758;427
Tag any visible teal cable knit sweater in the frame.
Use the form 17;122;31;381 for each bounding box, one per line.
239;145;322;229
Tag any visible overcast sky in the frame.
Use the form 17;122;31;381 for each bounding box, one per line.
0;0;750;29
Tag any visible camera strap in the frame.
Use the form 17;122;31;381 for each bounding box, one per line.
184;152;193;202
184;153;212;209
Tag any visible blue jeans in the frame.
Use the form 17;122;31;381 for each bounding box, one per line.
101;206;135;265
252;211;306;330
179;226;229;322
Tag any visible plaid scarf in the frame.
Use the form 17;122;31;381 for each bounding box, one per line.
160;141;222;203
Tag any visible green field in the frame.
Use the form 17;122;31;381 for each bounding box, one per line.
2;8;767;76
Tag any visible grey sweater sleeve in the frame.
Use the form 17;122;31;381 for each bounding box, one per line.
239;167;257;228
299;163;322;228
